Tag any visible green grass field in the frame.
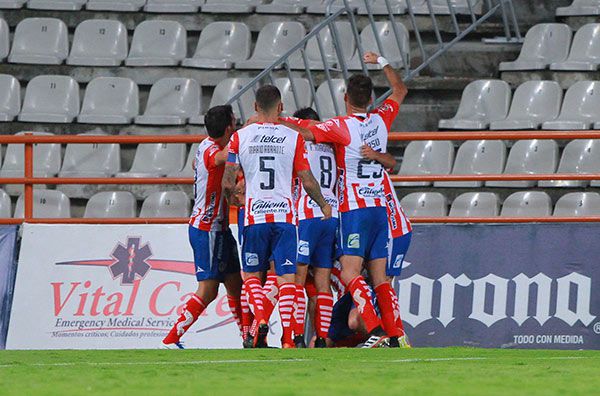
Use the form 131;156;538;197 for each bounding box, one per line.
1;348;599;396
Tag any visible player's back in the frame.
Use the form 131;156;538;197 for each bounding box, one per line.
298;141;338;220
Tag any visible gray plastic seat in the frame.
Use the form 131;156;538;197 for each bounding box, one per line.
236;22;305;70
67;19;128;66
306;0;361;13
140;191;190;218
486;140;559;188
557;0;600;16
9;18;68;64
490;81;562;130
0;19;9;61
168;143;198;178
275;78;312;116
78;77;139;125
435;140;507;188
449;192;499;217
18;75;79;123
14;190;70;218
357;0;406;15
0;75;21;122
202;0;264;13
191;78;253;124
551;24;600;71
315;79;346;120
553;192;600;216
256;0;321;14
0;189;11;218
294;22;354;70
539;139;600;188
144;0;202;13
348;22;409;71
84;191;136;218
135;78;200;125
397;141;454;187
413;0;482;14
86;0;145;11
542;81;600;130
499;24;572;71
439;80;511;130
400;192;448;218
117;143;186;178
182;22;251;69
27;0;86;10
0;1;26;8
126;21;186;66
501;191;552;217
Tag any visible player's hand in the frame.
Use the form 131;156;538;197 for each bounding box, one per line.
244;114;260;126
360;144;378;160
363;51;380;65
320;203;333;220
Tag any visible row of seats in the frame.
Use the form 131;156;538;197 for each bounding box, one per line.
500;23;600;72
0;0;479;15
557;0;600;16
401;191;600;218
440;79;600;131
0;18;408;70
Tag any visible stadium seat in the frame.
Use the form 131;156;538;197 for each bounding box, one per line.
86;0;145;11
140;191;190;218
306;0;361;14
486;140;559;188
18;75;79;123
400;192;448;218
27;0;86;10
117;143;186;178
168;143;198;178
293;22;354;70
202;0;264;13
0;75;21;122
126;21;186;67
0;19;9;62
0;1;26;8
14;190;70;218
434;140;507;188
557;0;600;16
182;22;251;69
84;191;136;218
357;0;407;15
67;19;128;66
550;24;600;71
397;141;454;187
78;77;139;125
412;0;483;15
490;81;562;130
236;22;305;70
542;81;600;130
144;0;202;13
348;22;409;70
539;139;600;188
438;80;511;130
0;189;11;218
256;0;321;14
449;192;500;217
500;191;553;217
9;18;68;64
275;78;313;116
190;78;254;124
315;79;346;120
135;78;200;125
499;24;572;71
553;192;600;216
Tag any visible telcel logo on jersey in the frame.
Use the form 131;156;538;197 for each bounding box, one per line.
253;135;287;144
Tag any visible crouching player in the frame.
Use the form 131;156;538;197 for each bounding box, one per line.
162;105;243;349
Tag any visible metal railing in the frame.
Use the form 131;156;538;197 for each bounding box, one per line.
227;0;521;120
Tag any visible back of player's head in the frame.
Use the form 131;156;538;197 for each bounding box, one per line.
346;74;373;108
293;107;320;122
255;85;282;113
204;104;234;139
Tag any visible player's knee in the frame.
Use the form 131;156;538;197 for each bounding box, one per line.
195;282;219;303
348;309;361;332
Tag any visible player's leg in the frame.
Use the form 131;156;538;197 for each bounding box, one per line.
386;232;412;348
220;229;244;342
304;274;318;347
293;263;309;348
261;266;279;326
272;223;298;348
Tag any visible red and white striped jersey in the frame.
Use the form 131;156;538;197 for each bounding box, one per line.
382;171;412;238
228;122;310;226
189;138;227;232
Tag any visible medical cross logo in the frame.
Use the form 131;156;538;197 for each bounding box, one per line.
109;237;152;285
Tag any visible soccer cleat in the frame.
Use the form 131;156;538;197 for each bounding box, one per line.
314;337;327;348
388;337;400;348
398;334;412;348
359;326;389;349
161;341;185;349
254;322;269;348
294;335;307;348
243;332;254;349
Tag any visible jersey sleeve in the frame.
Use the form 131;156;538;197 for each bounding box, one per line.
227;132;240;165
293;134;311;173
375;99;400;131
204;144;222;170
310;118;351;146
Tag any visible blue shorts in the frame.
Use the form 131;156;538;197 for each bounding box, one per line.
297;217;338;268
338;207;389;262
387;232;412;277
188;226;240;282
328;291;379;342
242;222;297;276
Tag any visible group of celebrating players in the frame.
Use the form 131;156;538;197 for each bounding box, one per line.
161;51;413;349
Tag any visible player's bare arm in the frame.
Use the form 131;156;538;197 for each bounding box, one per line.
222;163;239;205
214;146;229;167
278;118;317;142
297;169;332;220
360;144;397;170
363;51;408;105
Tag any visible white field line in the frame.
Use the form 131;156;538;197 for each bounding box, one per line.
375;356;592;363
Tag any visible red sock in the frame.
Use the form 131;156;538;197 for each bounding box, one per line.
375;282;400;338
240;283;254;336
261;274;279;323
293;284;306;336
226;295;243;335
315;292;334;338
347;276;382;334
278;282;296;346
390;290;405;335
163;294;206;344
244;277;265;324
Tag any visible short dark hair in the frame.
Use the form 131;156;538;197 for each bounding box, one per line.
255;85;282;112
346;74;373;108
293;107;320;122
204;105;234;138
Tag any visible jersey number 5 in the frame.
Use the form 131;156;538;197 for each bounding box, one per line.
259;156;275;190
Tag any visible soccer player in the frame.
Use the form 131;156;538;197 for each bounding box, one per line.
162;105;243;349
222;85;332;348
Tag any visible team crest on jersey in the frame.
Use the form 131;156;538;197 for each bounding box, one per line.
245;253;259;267
393;254;404;269
348;233;360;249
298;240;310;256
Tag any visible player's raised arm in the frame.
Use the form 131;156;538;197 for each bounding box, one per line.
363;51;407;106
